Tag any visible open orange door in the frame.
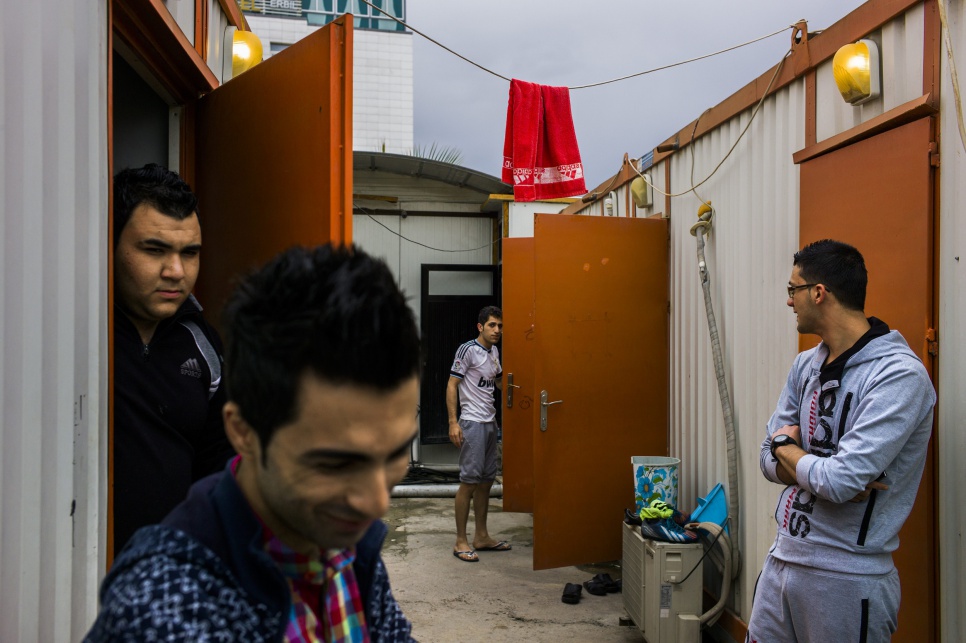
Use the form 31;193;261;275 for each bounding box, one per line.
799;117;937;642
501;237;536;512
191;17;353;326
531;214;668;570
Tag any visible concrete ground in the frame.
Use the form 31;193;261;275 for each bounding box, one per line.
381;495;645;643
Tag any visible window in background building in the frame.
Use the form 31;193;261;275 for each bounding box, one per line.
305;0;405;30
270;42;291;56
240;0;405;31
239;0;301;19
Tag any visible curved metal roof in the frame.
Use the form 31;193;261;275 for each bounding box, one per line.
353;151;511;196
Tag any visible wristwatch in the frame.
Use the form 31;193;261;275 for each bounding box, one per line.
770;434;800;458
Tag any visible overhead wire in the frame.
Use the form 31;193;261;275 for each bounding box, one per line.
356;0;798;200
357;206;500;253
357;0;796;91
627;48;790;200
569;28;791;90
567;25;795;89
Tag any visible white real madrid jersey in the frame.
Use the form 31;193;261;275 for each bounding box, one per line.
449;339;501;422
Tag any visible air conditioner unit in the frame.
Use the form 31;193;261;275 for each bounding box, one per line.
622;522;703;642
622;521;647;627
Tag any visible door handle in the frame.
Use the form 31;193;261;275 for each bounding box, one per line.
540;390;563;431
506;373;522;408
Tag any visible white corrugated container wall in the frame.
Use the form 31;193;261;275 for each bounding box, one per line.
396;2;955;632
665;77;804;616
207;0;232;80
1;0;109;641
571;7;946;623
938;0;966;638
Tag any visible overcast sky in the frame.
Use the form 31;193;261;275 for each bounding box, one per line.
407;0;867;189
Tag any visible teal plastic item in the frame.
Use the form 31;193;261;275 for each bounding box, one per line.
690;483;729;534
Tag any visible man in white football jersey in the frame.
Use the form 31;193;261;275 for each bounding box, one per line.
446;306;509;562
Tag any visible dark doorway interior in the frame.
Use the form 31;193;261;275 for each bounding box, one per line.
112;51;170;172
419;264;500;444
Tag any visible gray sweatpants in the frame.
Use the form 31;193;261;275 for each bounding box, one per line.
747;554;900;643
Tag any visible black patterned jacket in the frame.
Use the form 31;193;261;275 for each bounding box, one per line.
85;467;414;642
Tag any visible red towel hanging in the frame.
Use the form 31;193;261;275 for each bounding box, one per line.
502;79;587;202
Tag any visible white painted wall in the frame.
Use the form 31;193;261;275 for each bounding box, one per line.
353;213;493;330
354;29;414;154
663;80;805;617
505;200;572;238
570;80;805;618
1;0;109;640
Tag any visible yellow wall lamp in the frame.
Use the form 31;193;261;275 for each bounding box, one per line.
222;27;263;83
832;39;881;105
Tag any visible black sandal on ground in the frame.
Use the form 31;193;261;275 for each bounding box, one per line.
583;579;607;596
591;573;620;593
562;582;582;604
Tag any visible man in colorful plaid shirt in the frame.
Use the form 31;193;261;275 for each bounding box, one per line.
86;245;418;642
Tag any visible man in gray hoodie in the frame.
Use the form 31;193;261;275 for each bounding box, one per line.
747;239;935;643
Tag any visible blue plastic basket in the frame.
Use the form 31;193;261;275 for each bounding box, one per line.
690;482;729;533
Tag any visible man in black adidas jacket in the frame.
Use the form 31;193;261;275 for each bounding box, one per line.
87;245;417;641
112;164;234;553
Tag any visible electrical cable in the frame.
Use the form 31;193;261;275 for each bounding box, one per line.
667;516;729;586
689;107;714;207
696;522;733;626
937;0;966;153
627;49;790;200
569;28;791;90
580;171;625;205
357;206;500;253
357;0;796;91
658;519;732;627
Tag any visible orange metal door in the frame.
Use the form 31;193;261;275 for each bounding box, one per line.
531;214;668;570
191;17;353;328
501;238;536;512
799;116;936;642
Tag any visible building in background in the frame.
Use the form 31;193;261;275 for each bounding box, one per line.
242;0;413;154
